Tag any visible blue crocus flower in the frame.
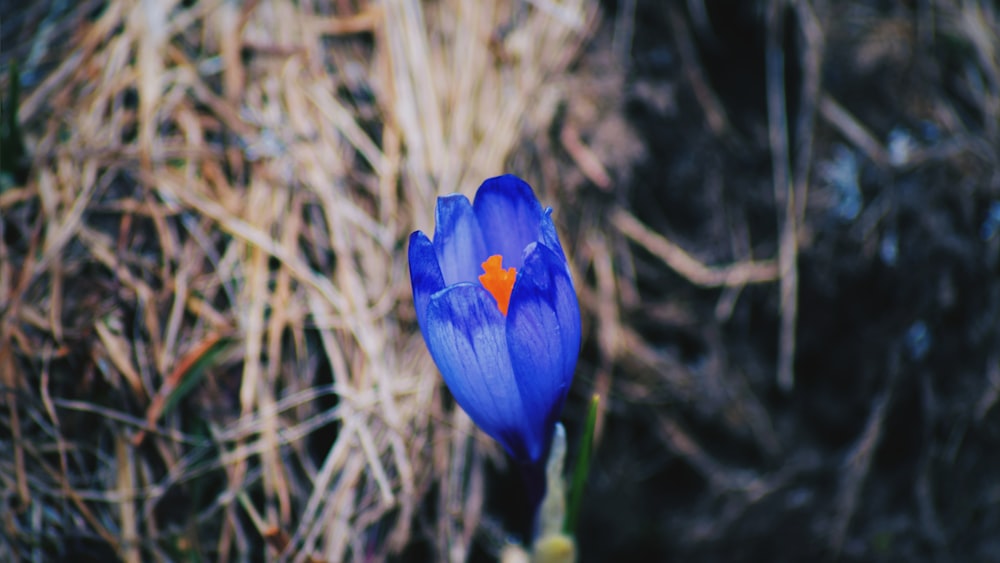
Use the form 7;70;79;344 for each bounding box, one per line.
408;175;581;470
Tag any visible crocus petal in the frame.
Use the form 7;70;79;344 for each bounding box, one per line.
506;243;581;459
473;175;543;268
538;207;568;265
408;231;446;332
433;194;488;285
424;283;539;461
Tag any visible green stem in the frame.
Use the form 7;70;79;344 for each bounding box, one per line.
564;393;600;535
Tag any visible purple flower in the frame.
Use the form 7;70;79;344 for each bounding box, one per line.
408;175;581;466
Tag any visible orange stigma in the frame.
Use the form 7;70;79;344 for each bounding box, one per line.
478;255;516;315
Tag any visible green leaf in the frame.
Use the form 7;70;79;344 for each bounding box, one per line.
161;337;232;417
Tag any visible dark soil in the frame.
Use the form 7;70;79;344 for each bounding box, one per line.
545;1;1000;561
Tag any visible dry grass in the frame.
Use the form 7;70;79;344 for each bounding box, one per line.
6;0;999;560
0;1;597;561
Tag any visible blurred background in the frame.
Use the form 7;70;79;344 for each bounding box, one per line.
2;0;999;561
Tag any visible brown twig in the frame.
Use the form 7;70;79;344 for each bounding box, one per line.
560;121;612;190
819;94;890;166
665;3;731;137
612;208;779;288
830;363;898;556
